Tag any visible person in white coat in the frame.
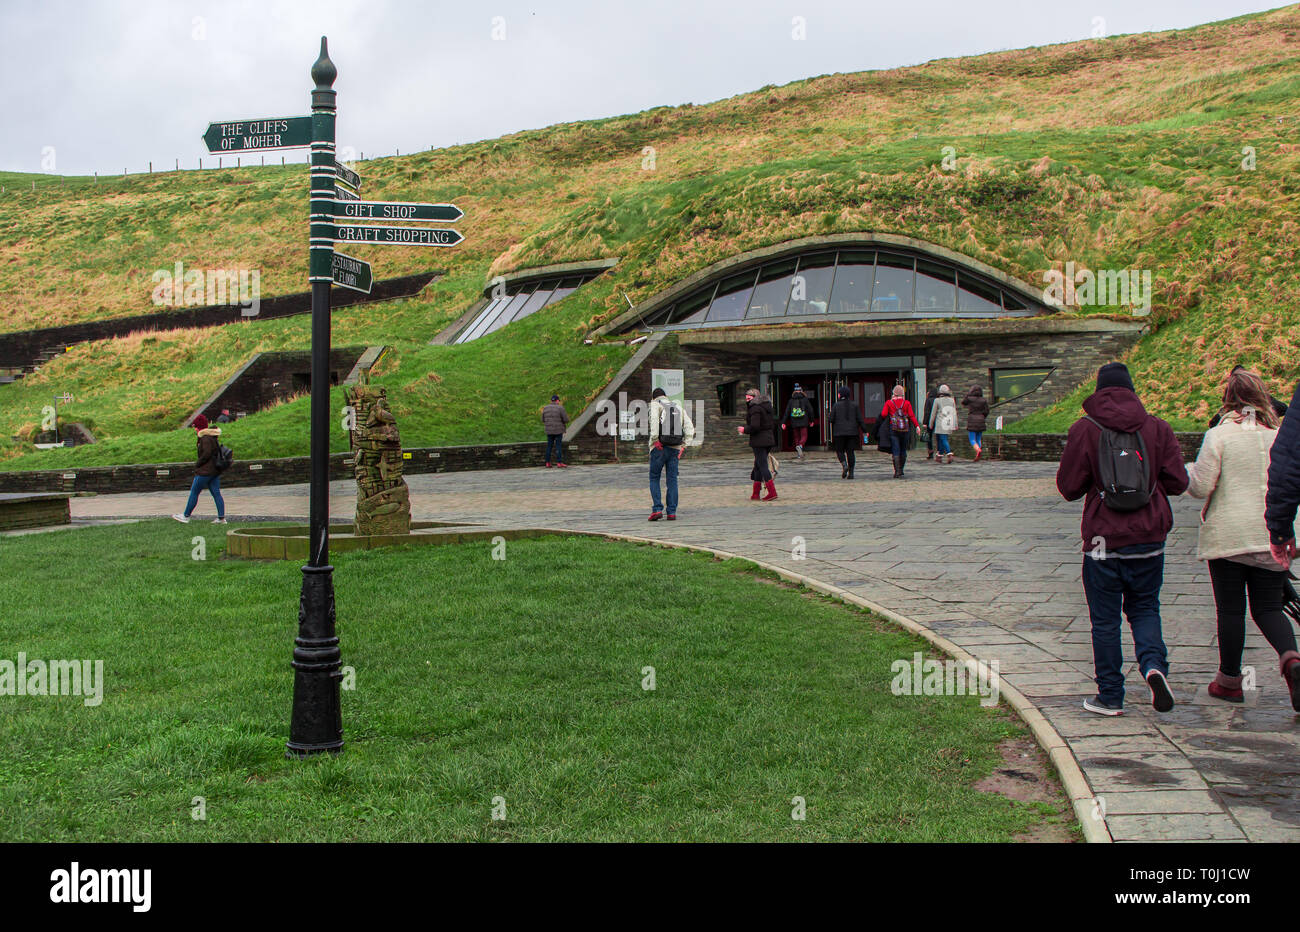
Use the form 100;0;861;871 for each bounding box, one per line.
928;385;959;464
1186;368;1299;710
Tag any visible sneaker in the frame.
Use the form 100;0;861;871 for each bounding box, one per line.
973;447;982;462
557;462;568;468
213;518;228;525
666;515;676;521
545;462;553;468
1207;679;1244;704
1083;696;1124;716
1146;670;1175;713
648;511;663;521
171;514;190;523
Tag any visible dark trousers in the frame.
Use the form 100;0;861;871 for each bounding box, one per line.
750;446;772;482
833;435;856;470
890;429;908;468
1082;549;1168;706
184;474;224;518
792;426;808;448
545;434;563;463
1208;558;1297;677
649;446;679;514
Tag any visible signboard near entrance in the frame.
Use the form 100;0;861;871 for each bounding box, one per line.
651;369;684;408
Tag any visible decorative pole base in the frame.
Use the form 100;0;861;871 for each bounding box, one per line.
286;562;343;758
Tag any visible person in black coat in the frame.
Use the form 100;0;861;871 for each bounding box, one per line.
922;387;938;460
1266;380;1300;569
780;384;815;459
737;387;779;501
830;385;868;480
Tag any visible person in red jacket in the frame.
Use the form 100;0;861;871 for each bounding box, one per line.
1056;363;1189;717
880;385;920;479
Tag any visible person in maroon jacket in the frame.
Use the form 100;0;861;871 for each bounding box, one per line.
1056;363;1189;717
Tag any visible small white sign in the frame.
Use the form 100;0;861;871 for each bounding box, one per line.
619;410;637;442
249;464;263;471
995;415;1004;431
155;469;169;477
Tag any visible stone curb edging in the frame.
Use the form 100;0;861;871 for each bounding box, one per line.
545;527;1111;844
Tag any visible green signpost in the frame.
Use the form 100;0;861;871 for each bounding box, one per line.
331;251;373;294
202;38;465;759
202;117;312;152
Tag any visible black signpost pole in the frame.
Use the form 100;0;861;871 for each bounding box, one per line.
287;36;343;758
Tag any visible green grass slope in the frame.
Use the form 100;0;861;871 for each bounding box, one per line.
2;6;1299;467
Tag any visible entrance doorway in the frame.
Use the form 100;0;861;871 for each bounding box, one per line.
770;370;909;452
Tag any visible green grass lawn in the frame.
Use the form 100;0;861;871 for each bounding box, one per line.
0;522;1071;841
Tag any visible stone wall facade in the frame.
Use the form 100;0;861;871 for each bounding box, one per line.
189;347;367;425
926;329;1144;423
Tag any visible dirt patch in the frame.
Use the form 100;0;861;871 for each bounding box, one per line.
974;736;1079;842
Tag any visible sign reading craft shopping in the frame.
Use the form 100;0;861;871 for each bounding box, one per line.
202;117;313;152
334;225;464;247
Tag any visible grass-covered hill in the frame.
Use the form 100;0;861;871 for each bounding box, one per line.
2;5;1299;469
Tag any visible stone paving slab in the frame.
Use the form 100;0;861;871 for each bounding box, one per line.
67;454;1300;842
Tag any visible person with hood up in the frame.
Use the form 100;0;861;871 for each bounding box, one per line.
541;393;569;468
737;387;778;500
962;385;990;461
780;384;814;460
1186;368;1300;710
172;414;226;524
928;385;959;464
829;385;868;479
1056;362;1189;717
880;385;920;479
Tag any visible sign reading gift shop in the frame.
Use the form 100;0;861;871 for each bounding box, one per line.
651;369;685;408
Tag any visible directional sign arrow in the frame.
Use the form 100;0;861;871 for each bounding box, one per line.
334;161;361;190
334;225;464;247
202;117;312;153
333;200;463;223
336;185;360;202
331;252;373;294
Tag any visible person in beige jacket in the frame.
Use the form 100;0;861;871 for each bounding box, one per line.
1187;369;1300;710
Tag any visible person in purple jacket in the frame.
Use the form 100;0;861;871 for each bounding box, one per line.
1056;363;1190;717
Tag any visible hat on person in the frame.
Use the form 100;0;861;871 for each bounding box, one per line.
193;414;209;430
550;394;559;401
793;383;802;391
837;385;850;399
652;387;667;399
892;385;906;398
1096;362;1135;392
938;384;951;395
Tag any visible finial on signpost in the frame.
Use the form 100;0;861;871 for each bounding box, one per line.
311;37;337;111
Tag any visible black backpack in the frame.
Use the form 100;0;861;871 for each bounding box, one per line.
658;400;684;447
1084;416;1150;511
213;444;234;473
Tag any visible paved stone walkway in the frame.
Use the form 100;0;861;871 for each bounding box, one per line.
72;453;1300;842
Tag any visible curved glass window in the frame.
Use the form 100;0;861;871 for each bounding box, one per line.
828;250;873;316
788;253;835;315
746;260;798;319
454;268;606;343
610;241;1049;335
705;270;758;323
872;253;914;312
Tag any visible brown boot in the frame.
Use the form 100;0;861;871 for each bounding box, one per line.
750;481;761;501
761;480;778;501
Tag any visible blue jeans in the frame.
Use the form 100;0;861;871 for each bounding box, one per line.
968;430;984;449
935;433;951;455
649;446;679;515
545;434;563;463
184;474;224;518
1082;547;1169;706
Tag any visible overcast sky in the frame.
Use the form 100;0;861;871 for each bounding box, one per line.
0;0;1286;175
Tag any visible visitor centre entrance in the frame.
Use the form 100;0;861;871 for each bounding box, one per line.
759;353;926;452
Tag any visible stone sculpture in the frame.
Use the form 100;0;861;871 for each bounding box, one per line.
345;384;411;536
